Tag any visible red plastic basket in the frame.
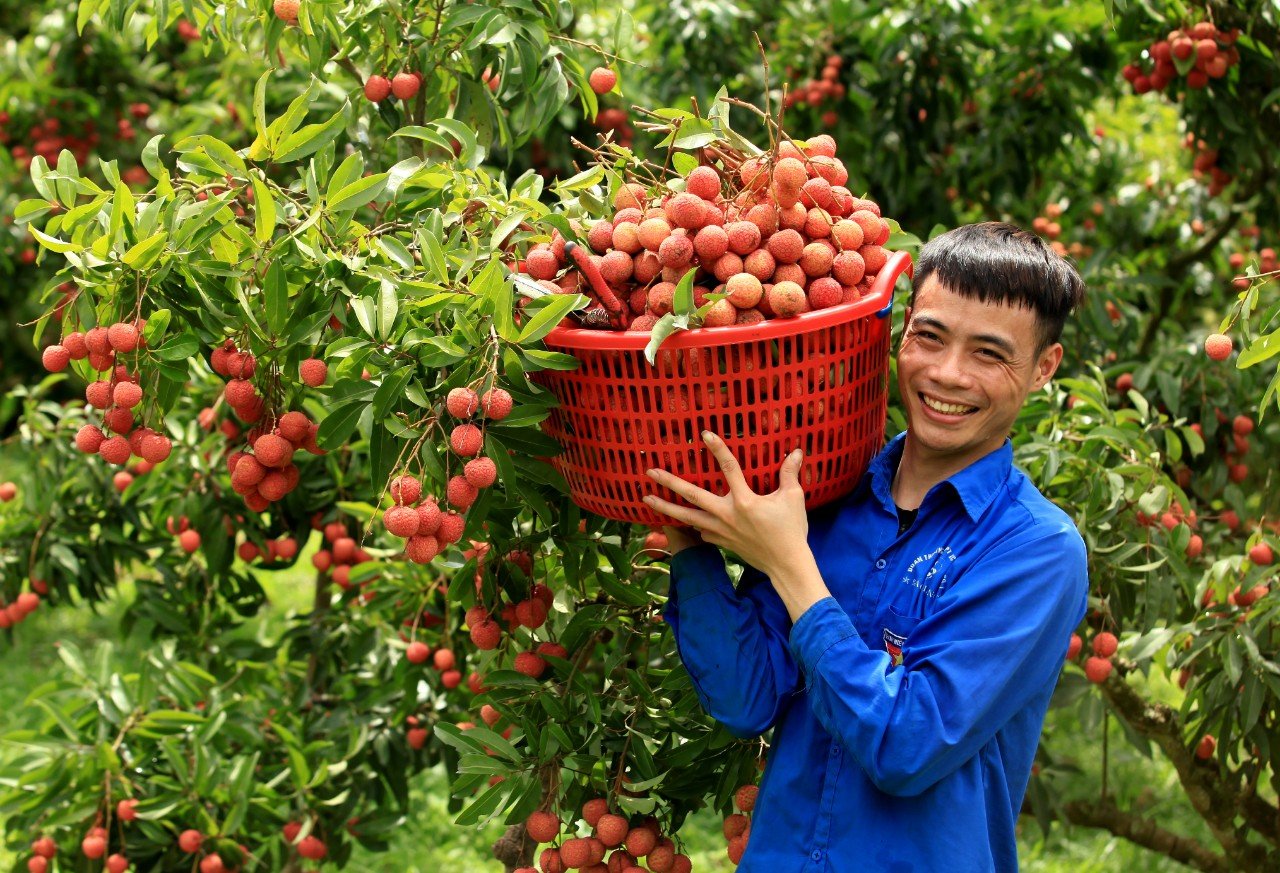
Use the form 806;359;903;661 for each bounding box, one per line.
535;250;914;526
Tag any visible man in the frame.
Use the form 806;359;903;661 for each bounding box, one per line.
642;222;1088;872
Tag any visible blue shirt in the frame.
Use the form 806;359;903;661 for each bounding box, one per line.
665;433;1088;873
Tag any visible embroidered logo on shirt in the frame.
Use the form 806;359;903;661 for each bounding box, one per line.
882;627;907;667
900;546;957;598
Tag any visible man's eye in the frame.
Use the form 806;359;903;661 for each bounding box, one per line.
978;348;1004;360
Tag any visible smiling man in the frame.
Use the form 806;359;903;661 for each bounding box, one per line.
644;222;1089;872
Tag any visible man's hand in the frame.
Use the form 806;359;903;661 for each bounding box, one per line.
662;525;704;555
642;431;810;580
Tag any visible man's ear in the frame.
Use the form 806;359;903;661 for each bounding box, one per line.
1032;342;1064;390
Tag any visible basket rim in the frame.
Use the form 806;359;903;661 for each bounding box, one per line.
543;250;914;351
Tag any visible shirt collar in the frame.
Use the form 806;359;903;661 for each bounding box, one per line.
866;432;1012;522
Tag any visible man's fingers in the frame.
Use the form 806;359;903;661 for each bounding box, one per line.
702;431;754;497
645;467;717;509
779;447;805;491
642;493;716;530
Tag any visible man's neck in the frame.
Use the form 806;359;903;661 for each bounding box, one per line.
891;434;999;510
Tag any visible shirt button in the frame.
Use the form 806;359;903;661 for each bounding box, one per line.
811;849;823;861
875;558;887;569
831;746;840;757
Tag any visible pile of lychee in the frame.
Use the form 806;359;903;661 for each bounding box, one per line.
523;133;894;331
1122;20;1240;94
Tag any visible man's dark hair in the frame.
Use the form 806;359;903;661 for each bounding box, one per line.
909;222;1086;350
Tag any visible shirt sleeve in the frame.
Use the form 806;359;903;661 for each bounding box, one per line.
664;543;801;738
788;521;1088;796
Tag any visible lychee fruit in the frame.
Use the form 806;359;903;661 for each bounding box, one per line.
405;534;441;564
391;72;421;100
389;474;422;505
107;322;140;353
1092;632;1118;657
1249;542;1273;565
470;619;501;650
272;0;300;23
464;457;498;489
480;388;512;420
405;641;430;663
42;345;70;372
1204;333;1232;361
589;67;617;94
513;650;547;678
450;423;484;457
178;529;201;553
526;811;560;844
685;166;721;200
1084;656;1113;683
300;358;327;387
75;424;105;453
364;75;392;102
384;505;421;538
253;433;294;468
447;475;479;509
767;229;804;264
447;387;480;418
767;281;808;317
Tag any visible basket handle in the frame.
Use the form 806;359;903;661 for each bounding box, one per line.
872;249;915;319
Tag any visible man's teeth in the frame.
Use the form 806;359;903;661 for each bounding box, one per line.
923;396;975;415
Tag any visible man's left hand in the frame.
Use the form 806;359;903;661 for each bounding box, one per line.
643;431;810;579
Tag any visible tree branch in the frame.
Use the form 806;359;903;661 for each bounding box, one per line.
1060;798;1231;873
1098;667;1277;869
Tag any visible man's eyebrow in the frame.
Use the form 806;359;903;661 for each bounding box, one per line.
910;315;1017;355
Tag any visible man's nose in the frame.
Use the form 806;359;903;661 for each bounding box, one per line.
930;345;973;387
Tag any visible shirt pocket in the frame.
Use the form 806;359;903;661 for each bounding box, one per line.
880;606;921;669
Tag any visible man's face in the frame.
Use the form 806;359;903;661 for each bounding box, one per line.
897;277;1063;472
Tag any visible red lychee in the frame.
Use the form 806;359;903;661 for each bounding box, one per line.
480;388;513;420
1092;632;1118;657
464;457;498;489
42;345;70;372
1084;656;1113;683
384;505;421;538
1204;333;1232;361
589;67;617;94
447;387;480;418
300;357;327;386
391;72;420;100
364;75;392;102
450;423;484;457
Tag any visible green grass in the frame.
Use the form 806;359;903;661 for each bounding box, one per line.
0;565;1212;872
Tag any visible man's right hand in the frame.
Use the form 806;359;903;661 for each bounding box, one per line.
663;525;704;555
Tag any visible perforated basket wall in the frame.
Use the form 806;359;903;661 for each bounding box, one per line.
534;251;913;526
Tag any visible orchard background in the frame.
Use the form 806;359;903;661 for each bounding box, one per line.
1;0;1279;871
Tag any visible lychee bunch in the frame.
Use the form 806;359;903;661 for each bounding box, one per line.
782;53;847;127
1122;21;1240;95
1183;134;1233;197
379;473;467;564
226;411;322;512
525;134;894;332
723;781;757;865
310;519;377;593
522;803;692;872
0;591;41;630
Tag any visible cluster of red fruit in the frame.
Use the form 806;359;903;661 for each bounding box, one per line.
45;321;179;477
520;800;693;873
379;386;512;562
0;106;106;171
210;340;327;512
782;54;847;127
1185;134;1233;197
0;591;40;630
722;783;757;866
305;518;375;602
282;820;329;862
462;593;569;680
1121;20;1240;94
362;71;423;103
1066;630;1118;683
524;136;892;330
1228;244;1277;289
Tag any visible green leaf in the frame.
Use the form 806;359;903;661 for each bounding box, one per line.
475;259;515;340
644;313;688;365
517;294;588;344
317;401;366;449
328;172;389;213
417;228;449;282
153;331;201;361
29;227;80;253
1237;329;1280;369
264;261;289;335
274;104;349;163
377;281;399;340
325;152;365;204
142;309;171;346
173;135;247;177
372;367;413;420
251;175;276;243
122;231;169;270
